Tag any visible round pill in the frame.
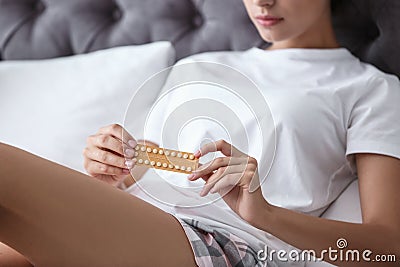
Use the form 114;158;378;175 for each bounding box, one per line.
169;164;174;169
134;152;139;157
175;165;180;169
138;159;143;164
189;155;195;160
183;154;188;159
153;148;158;154
159;150;164;155
187;167;192;172
164;151;170;156
144;160;149;165
156;162;162;167
150;161;155;166
162;163;168;168
147;147;152;153
177;153;182;158
180;166;186;171
141;146;146;152
135;145;140;150
171;152;176;157
132;158;137;163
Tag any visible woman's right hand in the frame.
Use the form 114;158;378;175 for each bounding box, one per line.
83;124;137;187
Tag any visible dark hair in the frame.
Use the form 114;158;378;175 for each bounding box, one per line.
331;0;344;13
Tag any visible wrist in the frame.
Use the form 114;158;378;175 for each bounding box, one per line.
117;180;127;190
116;174;136;190
250;200;275;232
123;174;136;188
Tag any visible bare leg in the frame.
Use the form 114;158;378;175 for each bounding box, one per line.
0;143;197;267
0;242;33;267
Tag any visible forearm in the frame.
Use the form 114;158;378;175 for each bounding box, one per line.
253;204;400;266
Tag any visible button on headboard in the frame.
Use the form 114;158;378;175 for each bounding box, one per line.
0;0;399;77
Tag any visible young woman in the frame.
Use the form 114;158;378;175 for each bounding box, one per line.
1;0;399;266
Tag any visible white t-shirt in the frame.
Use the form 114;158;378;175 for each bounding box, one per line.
126;47;400;256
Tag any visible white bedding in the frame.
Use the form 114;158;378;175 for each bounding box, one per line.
0;42;175;173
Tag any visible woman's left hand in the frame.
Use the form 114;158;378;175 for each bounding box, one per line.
187;139;269;225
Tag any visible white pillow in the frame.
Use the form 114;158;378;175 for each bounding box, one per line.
0;42;175;173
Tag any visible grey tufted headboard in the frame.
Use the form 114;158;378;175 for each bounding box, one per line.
0;0;399;77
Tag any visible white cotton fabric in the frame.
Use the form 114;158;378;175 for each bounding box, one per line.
0;42;175;173
126;47;400;258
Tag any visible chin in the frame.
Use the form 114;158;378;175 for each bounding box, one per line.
259;33;280;44
258;29;294;45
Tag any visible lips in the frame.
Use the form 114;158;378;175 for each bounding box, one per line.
255;15;284;27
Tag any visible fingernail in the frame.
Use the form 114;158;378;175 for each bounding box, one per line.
187;174;195;180
194;150;201;158
128;140;137;148
125;160;134;168
125;149;135;158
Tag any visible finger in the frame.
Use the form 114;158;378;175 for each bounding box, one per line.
194;139;245;158
97;124;137;148
199;165;244;196
186;161;205;178
83;146;134;170
190;157;248;180
87;134;134;158
209;174;239;194
85;160;130;177
197;173;212;183
187;162;212;182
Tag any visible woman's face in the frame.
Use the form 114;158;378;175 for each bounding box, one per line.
243;0;333;47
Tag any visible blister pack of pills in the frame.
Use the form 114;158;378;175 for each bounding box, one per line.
132;144;199;174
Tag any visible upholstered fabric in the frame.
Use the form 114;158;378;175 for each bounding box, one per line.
0;0;399;77
0;0;263;60
331;0;400;77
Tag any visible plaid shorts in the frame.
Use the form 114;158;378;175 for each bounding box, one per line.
176;217;268;267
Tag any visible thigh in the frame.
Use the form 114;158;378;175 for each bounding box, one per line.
0;242;33;267
0;143;197;267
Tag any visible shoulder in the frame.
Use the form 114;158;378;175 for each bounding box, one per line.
359;62;399;85
337;56;400;102
357;63;400;101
